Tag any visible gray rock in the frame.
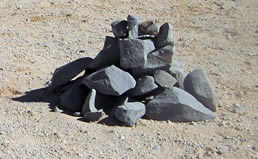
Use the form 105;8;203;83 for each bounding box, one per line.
60;84;89;112
152;44;175;63
131;53;170;77
154;70;177;88
230;104;246;113
128;25;139;39
119;38;155;69
127;15;140;30
82;65;136;96
83;111;105;122
81;89;98;115
88;36;119;70
155;23;174;48
169;60;184;75
175;71;186;89
139;21;159;35
184;68;218;112
114;102;146;126
111;20;128;38
49;57;93;91
146;87;216;121
129;75;158;96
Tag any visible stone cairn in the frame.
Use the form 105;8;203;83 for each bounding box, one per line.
48;15;218;126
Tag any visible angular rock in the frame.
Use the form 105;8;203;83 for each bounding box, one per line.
83;110;105;122
119;38;155;69
184;68;218;112
129;75;158;96
111;20;128;38
152;44;175;63
169;60;184;75
82;65;136;96
155;23;173;48
146;87;216;121
131;53;170;77
88;36;119;70
175;71;186;89
60;84;89;112
81;89;98;115
49;57;93;91
140;21;159;36
114;102;146;126
127;15;140;30
154;70;177;88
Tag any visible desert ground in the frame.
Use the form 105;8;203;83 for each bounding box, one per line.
0;0;257;158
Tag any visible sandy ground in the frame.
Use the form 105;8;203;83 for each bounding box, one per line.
0;0;257;158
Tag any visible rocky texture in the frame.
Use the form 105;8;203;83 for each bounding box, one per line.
152;44;175;63
83;111;105;122
140;21;159;36
155;23;173;48
146;87;216;121
114;102;146;126
184;68;218;112
111;20;128;38
154;70;177;88
127;15;139;30
82;65;136;96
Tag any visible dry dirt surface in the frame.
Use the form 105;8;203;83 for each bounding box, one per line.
0;0;257;159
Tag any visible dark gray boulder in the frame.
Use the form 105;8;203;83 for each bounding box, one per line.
111;20;128;38
152;43;175;63
146;87;216;121
155;23;173;48
82;65;136;96
183;68;218;112
114;102;146;126
139;21;159;36
60;84;89;112
131;53;170;77
128;75;158;96
119;38;155;69
153;70;177;88
49;57;93;91
88;36;119;70
83;111;105;122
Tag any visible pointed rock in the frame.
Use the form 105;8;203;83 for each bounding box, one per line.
82;65;136;96
111;20;128;38
140;21;159;36
81;89;98;114
127;15;140;30
155;23;174;48
146;87;216;121
129;75;158;96
154;70;177;88
184;68;218;112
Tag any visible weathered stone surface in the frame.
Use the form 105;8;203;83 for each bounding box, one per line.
119;38;155;69
140;21;159;35
83;111;105;122
154;70;177;88
111;20;128;38
60;84;89;112
82;65;136;96
146;87;216;121
131;54;170;77
155;23;173;48
152;44;175;63
169;60;184;75
114;102;146;126
129;75;158;96
81;89;98;115
49;57;93;91
127;15;140;30
184;68;218;112
88;36;119;70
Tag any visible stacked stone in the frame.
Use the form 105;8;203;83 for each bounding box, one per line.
48;15;218;126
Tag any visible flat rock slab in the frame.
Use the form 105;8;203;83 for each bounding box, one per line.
114;102;146;126
146;87;216;121
129;75;158;96
82;65;136;96
154;70;177;88
111;20;128;38
49;57;93;91
119;38;155;69
184;68;218;112
155;23;173;48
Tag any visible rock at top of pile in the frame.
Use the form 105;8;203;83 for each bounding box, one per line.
119;38;155;69
155;23;173;48
111;20;128;38
139;21;159;36
114;102;146;126
153;70;177;88
49;57;93;91
82;65;136;96
152;43;175;63
127;15;140;30
88;36;119;70
184;68;218;112
128;75;158;97
146;87;216;121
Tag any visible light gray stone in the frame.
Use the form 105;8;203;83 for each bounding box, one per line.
184;68;218;112
88;36;119;70
81;89;98;115
152;43;175;63
139;21;159;36
155;23;174;48
119;38;155;69
114;102;146;126
49;57;93;91
111;20;128;38
82;65;136;96
127;15;140;30
146;87;216;121
129;75;158;96
154;70;177;88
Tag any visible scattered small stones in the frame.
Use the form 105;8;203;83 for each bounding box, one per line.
230;104;246;113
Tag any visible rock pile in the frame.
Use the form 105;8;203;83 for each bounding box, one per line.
48;15;218;126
